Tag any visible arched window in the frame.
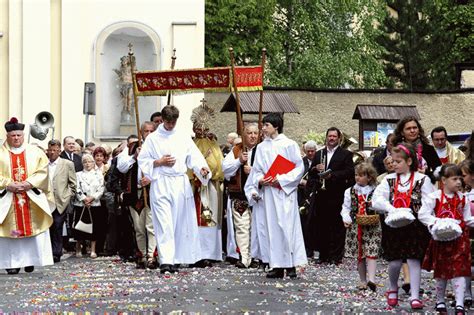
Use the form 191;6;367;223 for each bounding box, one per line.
94;22;162;139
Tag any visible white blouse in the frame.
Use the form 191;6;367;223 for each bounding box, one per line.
418;190;474;228
73;169;105;207
372;172;434;214
340;184;375;224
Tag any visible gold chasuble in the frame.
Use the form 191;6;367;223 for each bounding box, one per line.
0;143;52;238
189;137;224;227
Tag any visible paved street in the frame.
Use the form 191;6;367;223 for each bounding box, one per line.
0;255;453;313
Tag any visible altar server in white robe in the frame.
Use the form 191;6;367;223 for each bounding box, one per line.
138;105;211;274
245;113;307;279
0;117;54;274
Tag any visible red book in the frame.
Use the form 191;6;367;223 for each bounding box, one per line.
264;154;296;180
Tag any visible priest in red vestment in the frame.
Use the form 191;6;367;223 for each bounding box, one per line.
0;117;53;274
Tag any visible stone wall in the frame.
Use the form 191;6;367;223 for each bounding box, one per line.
205;89;474;147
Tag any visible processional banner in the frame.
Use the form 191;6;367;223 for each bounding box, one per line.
133;66;263;96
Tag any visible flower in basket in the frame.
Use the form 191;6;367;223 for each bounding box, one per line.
431;217;462;241
384;207;415;228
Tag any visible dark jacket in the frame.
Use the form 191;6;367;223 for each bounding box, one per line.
60;151;83;172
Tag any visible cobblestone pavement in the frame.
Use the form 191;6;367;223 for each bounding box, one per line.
0;255;466;313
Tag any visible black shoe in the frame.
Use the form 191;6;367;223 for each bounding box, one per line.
266;268;284;279
464;297;472;309
160;264;172;274
249;260;260;268
6;268;20;275
435;302;447;313
136;260;146;269
235;261;248;269
402;283;411;294
286;267;297;279
259;262;269;271
367;281;377;292
171;264;179;273
53;256;61;263
195;259;213;268
24;266;34;273
225;256;238;265
146;260;158;270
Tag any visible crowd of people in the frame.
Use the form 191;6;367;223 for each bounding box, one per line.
0;106;473;313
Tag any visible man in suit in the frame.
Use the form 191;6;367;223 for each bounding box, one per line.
306;127;355;264
46;140;77;263
60;136;83;172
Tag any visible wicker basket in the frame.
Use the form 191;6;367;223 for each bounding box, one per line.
356;214;380;226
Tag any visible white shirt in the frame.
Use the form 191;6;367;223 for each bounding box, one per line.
222;145;256;180
48;158;59;181
326;145;339;166
435;146;447;159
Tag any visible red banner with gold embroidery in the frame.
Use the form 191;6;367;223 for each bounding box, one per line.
133;66;263;96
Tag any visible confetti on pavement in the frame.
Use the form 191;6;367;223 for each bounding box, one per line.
0;255;452;313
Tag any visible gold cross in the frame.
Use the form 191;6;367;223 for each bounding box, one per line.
14;156;26;181
200;98;207;106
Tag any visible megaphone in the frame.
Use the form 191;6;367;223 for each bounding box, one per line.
30;111;55;141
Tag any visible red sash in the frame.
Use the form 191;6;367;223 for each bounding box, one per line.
393;172;415;208
9;151;33;237
357;194;367;261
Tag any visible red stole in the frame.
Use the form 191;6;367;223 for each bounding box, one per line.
9;151;33;237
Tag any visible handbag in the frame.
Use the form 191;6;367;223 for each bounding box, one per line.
74;206;93;234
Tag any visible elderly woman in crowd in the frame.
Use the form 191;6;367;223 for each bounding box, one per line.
92;146;110;254
93;146;110;176
73;154;105;258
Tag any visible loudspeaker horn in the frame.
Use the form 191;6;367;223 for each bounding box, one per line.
35;111;54;129
30;111;55;141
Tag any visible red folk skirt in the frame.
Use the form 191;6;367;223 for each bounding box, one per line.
422;226;471;279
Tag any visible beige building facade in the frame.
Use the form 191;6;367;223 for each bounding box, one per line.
205;89;474;148
0;0;205;145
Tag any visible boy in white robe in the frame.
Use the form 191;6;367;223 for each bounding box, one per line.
138;105;211;274
245;113;307;279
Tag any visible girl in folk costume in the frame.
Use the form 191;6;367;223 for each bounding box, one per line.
373;143;434;310
418;164;474;315
340;163;381;292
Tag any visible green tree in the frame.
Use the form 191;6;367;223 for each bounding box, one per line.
377;0;473;90
205;0;276;67
205;0;390;88
268;0;389;88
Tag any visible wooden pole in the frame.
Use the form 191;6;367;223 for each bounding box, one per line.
257;48;266;142
167;48;177;105
129;44;149;208
229;47;246;149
